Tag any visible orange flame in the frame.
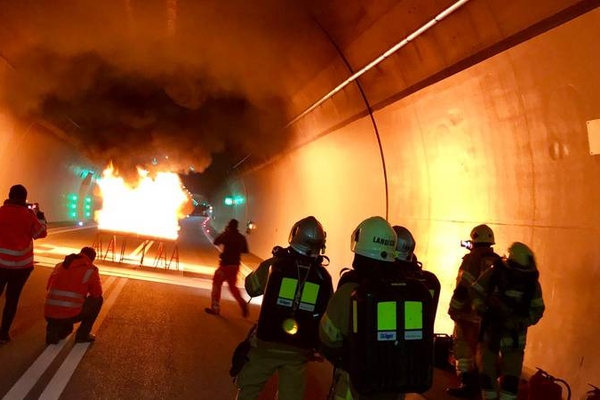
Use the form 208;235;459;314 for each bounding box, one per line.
96;164;190;240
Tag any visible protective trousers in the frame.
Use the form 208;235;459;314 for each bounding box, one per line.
211;264;246;313
479;331;525;400
328;368;406;400
236;342;310;400
452;319;480;376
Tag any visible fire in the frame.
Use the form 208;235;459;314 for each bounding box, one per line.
96;164;190;240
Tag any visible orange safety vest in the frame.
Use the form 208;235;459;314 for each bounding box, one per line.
45;254;102;319
0;203;47;269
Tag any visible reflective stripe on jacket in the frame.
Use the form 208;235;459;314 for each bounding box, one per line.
0;203;47;269
45;254;103;319
448;247;499;321
471;262;545;330
245;258;272;297
319;281;358;350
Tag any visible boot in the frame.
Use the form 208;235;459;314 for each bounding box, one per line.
447;370;480;398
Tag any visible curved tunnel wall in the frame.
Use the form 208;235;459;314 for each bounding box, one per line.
217;7;600;396
0;112;100;222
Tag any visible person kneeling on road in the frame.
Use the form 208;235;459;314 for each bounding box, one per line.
45;247;103;344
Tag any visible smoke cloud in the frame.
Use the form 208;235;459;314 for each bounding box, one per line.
0;0;305;182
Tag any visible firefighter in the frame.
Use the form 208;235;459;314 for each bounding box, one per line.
446;224;501;397
392;225;441;318
205;219;250;317
45;247;103;344
471;242;545;400
319;216;406;400
0;184;47;344
235;216;333;400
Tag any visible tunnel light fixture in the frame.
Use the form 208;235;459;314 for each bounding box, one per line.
224;195;245;206
286;0;470;128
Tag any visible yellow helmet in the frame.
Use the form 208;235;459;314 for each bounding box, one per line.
470;224;495;244
351;217;396;262
507;242;535;269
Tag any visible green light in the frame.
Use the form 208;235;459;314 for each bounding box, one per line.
85;204;91;210
70;212;77;218
85;197;91;203
233;196;245;205
70;204;77;209
70;194;78;201
85;212;91;217
224;197;233;206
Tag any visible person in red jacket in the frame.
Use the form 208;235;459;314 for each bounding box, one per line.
0;184;47;344
45;246;103;344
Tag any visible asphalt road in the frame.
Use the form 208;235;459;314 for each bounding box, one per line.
0;216;462;400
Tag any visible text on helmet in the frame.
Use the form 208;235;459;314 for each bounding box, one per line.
373;237;395;247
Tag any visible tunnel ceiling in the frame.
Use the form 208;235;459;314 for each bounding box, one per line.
0;0;596;192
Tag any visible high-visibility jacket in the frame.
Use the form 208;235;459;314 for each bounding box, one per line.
45;254;103;319
0;201;47;270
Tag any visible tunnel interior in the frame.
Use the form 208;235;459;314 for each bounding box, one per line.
1;0;600;396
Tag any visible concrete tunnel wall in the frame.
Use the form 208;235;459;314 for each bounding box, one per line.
0;113;100;222
213;7;600;397
1;0;598;396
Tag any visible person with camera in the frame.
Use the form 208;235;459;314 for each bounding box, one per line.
446;224;501;398
0;184;47;343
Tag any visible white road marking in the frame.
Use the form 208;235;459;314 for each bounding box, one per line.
37;344;88;400
38;277;128;400
1;276;117;400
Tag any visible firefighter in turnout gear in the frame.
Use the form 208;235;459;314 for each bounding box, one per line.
471;242;545;400
320;216;433;400
0;184;47;344
45;247;103;344
235;216;333;400
447;224;501;398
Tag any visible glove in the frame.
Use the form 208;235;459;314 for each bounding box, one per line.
36;211;46;220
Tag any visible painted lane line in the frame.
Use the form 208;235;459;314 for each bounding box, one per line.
38;277;128;400
1;276;117;400
37;344;89;400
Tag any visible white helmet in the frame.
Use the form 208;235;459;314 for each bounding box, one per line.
392;225;415;262
288;216;326;257
351;216;396;262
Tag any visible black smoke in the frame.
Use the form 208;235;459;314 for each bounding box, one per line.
0;0;300;189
